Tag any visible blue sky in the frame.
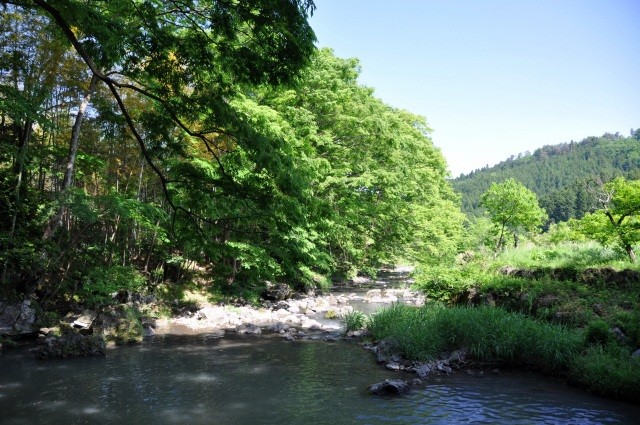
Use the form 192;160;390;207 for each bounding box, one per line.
309;0;640;176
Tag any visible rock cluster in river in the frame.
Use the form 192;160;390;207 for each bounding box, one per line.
366;339;468;396
35;331;106;359
153;287;424;339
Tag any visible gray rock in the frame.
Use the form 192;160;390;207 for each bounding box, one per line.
0;300;36;335
73;310;97;330
266;322;289;333
235;324;262;334
263;283;293;301
374;339;400;363
385;362;401;371
35;332;106;359
611;327;626;341
632;348;640;357
369;379;410;396
415;364;432;378
448;349;466;365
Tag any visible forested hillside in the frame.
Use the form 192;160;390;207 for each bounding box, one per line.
453;131;640;223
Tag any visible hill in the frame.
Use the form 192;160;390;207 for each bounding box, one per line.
452;129;640;223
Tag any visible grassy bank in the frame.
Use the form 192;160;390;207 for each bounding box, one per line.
395;241;640;402
414;242;640;345
368;304;640;403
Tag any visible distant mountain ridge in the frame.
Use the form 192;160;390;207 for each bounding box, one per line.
452;129;640;224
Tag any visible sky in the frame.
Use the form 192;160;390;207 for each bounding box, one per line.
308;0;640;177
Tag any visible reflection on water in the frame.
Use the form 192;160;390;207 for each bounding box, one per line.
1;335;639;424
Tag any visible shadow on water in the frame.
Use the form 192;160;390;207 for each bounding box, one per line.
1;334;640;424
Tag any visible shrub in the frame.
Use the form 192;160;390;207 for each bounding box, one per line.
76;265;146;307
343;310;369;332
585;319;612;345
570;346;640;403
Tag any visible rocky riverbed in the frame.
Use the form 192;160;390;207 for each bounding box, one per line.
153;285;425;340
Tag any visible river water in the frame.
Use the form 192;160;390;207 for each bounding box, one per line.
1;333;639;424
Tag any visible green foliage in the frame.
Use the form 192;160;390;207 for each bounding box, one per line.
585;319;613;345
370;303;640;402
260;49;465;273
0;3;463;308
413;264;485;303
76;265;145;307
105;305;144;345
342;310;369;332
481;178;547;251
572;177;640;262
570;346;640;403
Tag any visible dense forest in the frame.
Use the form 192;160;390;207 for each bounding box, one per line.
453;131;640;223
0;1;464;307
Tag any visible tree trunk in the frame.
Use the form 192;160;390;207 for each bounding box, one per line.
2;119;33;284
43;74;98;240
494;223;506;253
625;244;637;263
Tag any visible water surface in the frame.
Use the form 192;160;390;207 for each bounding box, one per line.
1;334;639;424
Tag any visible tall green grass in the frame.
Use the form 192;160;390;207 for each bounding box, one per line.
490;241;639;271
570;346;640;401
369;303;640;403
369;304;582;373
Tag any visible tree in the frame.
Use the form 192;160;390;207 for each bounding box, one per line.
579;177;640;262
0;1;320;297
3;0;317;218
257;49;465;273
480;178;547;251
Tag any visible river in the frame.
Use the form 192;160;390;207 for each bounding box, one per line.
1;333;639;424
2;268;640;423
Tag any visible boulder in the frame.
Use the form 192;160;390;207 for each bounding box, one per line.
35;332;106;359
235;323;262;334
632;349;640;357
263;283;293;301
72;310;98;330
369;379;410;396
385;362;401;371
374;339;401;364
415;364;432;378
0;300;36;335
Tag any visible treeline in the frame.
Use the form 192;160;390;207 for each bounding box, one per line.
0;2;463;306
453;131;640;223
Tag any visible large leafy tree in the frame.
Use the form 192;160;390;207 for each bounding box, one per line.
258;49;465;273
481;178;547;251
578;177;640;262
0;0;319;296
3;0;317;216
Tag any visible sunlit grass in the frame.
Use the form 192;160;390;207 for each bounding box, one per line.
368;304;582;372
491;241;639;271
368;303;640;402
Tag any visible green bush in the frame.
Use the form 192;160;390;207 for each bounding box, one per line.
570;346;640;403
76;265;146;307
585;319;612;345
342;310;369;332
413;265;485;303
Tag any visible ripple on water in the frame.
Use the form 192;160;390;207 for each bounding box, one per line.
1;336;639;425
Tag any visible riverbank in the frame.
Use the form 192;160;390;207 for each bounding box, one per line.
0;267;424;353
366;302;640;404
